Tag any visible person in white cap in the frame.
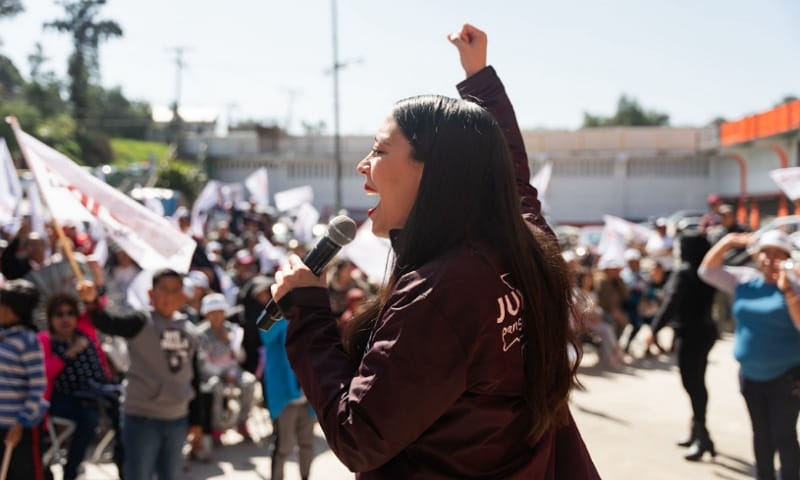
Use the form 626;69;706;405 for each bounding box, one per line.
595;252;630;338
646;218;674;274
700;230;800;475
196;293;257;455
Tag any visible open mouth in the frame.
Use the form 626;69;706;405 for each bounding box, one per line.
364;183;379;216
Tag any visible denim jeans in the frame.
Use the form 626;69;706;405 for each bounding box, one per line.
740;368;800;480
121;414;188;480
49;393;100;480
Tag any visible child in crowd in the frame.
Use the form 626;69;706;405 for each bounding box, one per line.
259;315;315;480
78;269;204;480
0;279;48;480
196;293;256;455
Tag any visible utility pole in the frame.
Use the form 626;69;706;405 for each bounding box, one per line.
331;0;342;212
167;46;190;146
329;1;363;212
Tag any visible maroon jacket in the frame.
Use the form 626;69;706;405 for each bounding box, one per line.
280;67;599;479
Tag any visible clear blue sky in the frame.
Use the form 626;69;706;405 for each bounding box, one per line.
3;0;799;134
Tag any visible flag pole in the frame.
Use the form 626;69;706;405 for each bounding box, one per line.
5;116;84;283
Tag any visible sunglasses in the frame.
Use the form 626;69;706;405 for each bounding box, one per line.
53;310;76;318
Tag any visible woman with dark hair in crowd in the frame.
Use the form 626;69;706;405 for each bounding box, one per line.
268;24;598;478
700;230;800;480
38;293;120;480
650;233;717;461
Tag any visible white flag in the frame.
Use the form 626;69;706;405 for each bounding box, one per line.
16;127;197;273
340;219;392;285
26;182;46;237
254;234;287;274
274;185;314;212
0;139;22;223
244;167;269;206
293;202;320;245
598;214;653;254
530;162;552;214
770;168;800;201
190;181;220;238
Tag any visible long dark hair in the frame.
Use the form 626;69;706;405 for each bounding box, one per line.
343;95;578;445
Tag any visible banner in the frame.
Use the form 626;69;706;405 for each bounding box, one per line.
244;167;269;206
770;167;800;201
274;185;313;212
0;139;22;223
14;126;196;273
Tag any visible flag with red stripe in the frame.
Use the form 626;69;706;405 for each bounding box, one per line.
16;127;196;273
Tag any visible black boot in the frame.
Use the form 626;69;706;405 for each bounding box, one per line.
676;433;695;448
684;425;715;461
676;420;697;447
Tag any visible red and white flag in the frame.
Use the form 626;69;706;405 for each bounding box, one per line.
14;126;196;273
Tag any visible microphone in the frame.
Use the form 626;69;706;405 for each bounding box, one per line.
256;215;357;330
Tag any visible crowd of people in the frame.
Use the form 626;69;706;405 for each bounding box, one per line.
0;202;379;479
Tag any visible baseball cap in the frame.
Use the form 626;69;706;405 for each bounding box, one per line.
752;230;793;256
187;270;210;290
624;249;642;261
707;194;722;206
201;293;229;315
235;249;255;265
598;253;625;270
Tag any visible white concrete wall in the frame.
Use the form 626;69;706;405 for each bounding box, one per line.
204;130;800;225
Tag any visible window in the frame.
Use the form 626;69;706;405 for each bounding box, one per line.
626;157;709;177
550;158;614;176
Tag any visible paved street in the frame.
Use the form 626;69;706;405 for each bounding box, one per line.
67;333;772;479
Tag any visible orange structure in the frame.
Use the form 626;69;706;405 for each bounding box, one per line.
720;100;800;147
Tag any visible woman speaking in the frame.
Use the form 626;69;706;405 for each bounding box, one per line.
269;24;599;479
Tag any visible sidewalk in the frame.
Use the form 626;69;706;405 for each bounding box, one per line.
68;335;765;479
573;334;757;479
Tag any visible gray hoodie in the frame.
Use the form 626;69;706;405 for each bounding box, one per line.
89;305;202;422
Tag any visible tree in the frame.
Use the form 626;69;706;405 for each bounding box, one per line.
44;0;122;165
45;0;122;123
24;43;66;117
0;0;23;18
0;0;23;45
0;54;24;98
87;85;151;139
775;95;798;107
583;95;670;128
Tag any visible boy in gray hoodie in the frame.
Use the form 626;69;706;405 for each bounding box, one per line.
79;268;203;480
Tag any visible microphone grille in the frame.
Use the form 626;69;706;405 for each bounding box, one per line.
327;215;358;246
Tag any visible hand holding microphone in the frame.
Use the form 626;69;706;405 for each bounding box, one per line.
256;215;357;329
271;254;326;302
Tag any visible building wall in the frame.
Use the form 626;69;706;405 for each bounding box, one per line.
540;154;712;224
203;128;799;225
